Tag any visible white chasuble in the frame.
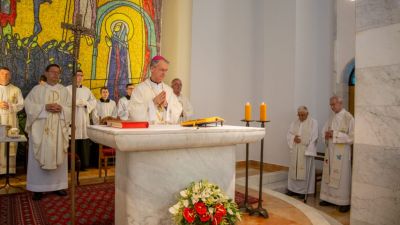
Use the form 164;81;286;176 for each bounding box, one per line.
176;94;194;121
320;108;354;206
25;83;71;192
128;79;182;124
67;85;96;139
286;117;318;194
0;84;24;174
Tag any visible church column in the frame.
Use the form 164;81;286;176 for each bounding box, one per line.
352;1;400;225
160;0;192;96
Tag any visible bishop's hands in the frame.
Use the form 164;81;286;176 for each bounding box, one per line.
153;91;168;109
0;101;9;110
46;103;62;113
325;130;333;140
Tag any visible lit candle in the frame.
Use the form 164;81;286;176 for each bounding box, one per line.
245;102;251;121
260;102;267;121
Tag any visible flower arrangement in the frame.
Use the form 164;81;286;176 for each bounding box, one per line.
169;180;241;225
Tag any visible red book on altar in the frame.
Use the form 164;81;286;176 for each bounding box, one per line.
108;121;149;129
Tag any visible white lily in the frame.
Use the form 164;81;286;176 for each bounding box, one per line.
180;190;188;198
168;202;181;215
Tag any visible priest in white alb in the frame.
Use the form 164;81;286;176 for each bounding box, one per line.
117;83;134;120
67;69;97;170
25;64;71;201
171;78;194;121
320;96;354;213
286;106;318;198
128;56;182;124
0;67;24;175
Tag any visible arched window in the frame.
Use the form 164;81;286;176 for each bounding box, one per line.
348;68;355;86
348;66;355;115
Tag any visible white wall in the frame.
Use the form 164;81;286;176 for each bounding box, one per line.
191;0;258;160
334;0;355;106
294;0;334;161
257;0;296;165
191;0;334;166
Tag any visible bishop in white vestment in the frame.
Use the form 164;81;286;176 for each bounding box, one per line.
0;67;24;174
129;56;182;124
117;83;134;120
66;70;96;170
171;78;194;121
286;106;318;196
93;87;117;124
320;96;354;212
25;64;71;200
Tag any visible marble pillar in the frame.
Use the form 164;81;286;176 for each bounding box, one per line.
160;0;192;96
352;1;400;225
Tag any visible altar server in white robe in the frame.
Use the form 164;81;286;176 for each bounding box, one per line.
320;96;354;213
0;67;24;174
286;106;318;198
128;56;182;124
25;64;71;200
92;87;117;124
171;78;194;121
67;70;96;170
117;83;134;120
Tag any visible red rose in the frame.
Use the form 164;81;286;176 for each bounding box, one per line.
215;203;226;218
194;202;207;215
212;215;223;225
183;207;195;223
199;212;211;222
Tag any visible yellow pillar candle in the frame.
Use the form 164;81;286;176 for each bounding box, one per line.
260;102;267;121
245;102;251;121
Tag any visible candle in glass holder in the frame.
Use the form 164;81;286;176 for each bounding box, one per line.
245;102;251;121
260;102;267;121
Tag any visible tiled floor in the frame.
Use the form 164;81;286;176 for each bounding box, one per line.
0;165;349;225
235;166;350;225
236;185;312;225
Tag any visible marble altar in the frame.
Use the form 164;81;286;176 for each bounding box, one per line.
87;125;265;225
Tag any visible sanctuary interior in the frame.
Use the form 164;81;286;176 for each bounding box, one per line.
1;0;399;225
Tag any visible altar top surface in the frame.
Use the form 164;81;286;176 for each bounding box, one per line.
88;125;265;152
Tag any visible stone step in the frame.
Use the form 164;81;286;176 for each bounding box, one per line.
236;171;342;225
236;171;288;193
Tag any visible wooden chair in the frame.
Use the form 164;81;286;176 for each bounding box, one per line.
98;145;116;178
314;152;325;196
68;152;81;186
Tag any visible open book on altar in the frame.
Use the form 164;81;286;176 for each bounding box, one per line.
181;116;224;127
107;121;149;129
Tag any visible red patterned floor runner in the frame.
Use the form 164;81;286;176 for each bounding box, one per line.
0;182;257;225
0;191;47;225
40;182;114;225
0;182;114;225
